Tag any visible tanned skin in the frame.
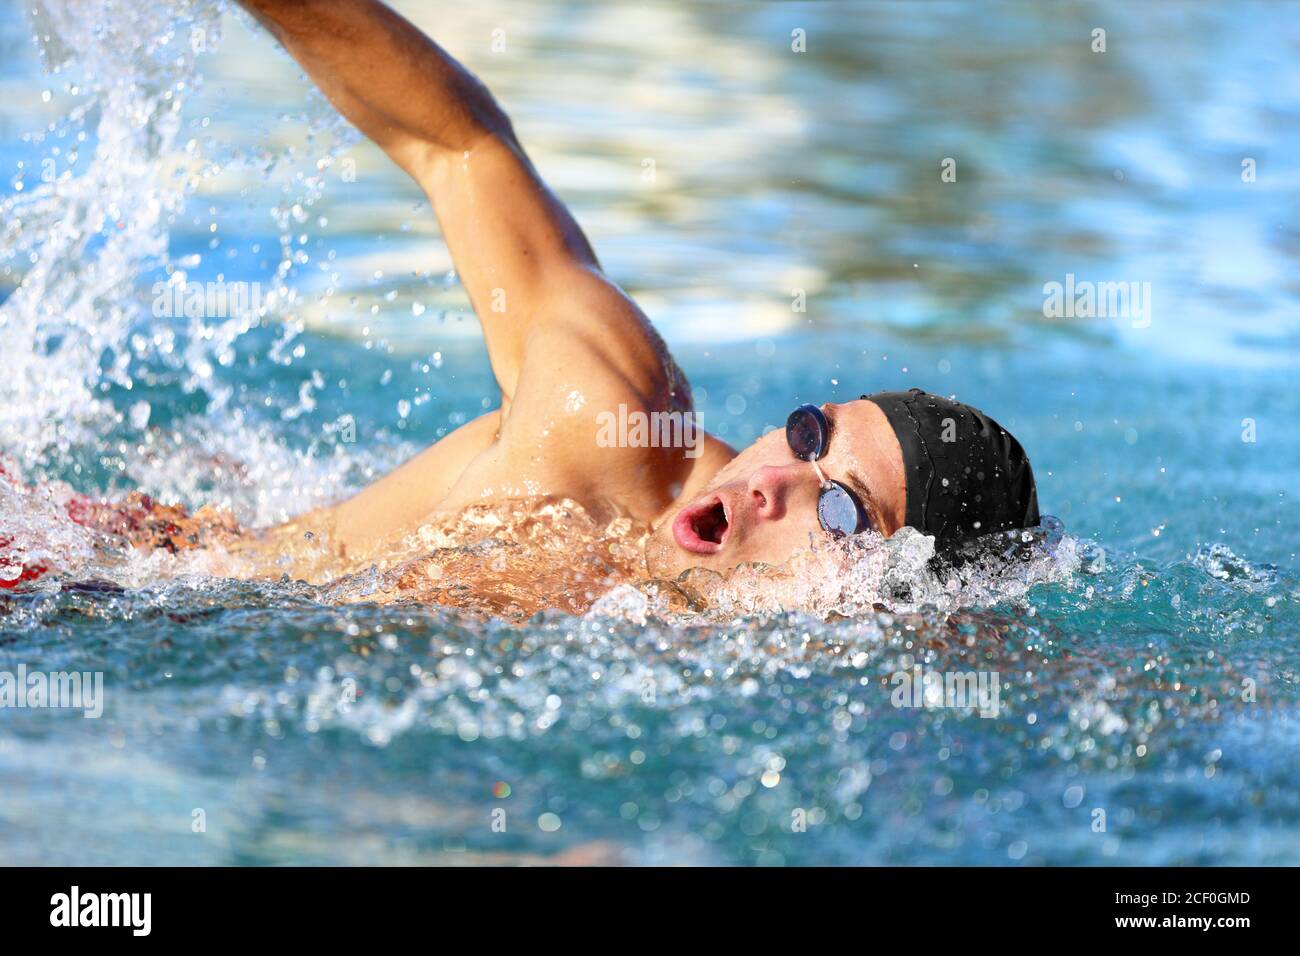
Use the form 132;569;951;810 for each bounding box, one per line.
235;0;908;579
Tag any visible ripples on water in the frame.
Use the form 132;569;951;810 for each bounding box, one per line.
0;0;1297;864
3;537;1295;865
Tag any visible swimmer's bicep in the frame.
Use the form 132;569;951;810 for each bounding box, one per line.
418;138;670;420
418;137;617;333
324;409;504;549
494;335;669;470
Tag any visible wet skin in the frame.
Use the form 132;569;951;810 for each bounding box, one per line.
234;1;911;586
644;399;908;579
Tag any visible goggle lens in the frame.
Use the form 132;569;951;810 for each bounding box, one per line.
818;480;869;537
785;404;828;461
786;405;872;537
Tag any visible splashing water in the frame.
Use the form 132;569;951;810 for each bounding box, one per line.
0;0;1089;616
2;1;216;461
1;0;376;519
0;0;1296;866
0;0;384;587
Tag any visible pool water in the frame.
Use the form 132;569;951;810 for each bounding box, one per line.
0;0;1297;864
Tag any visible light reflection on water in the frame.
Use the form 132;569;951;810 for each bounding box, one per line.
0;0;1297;864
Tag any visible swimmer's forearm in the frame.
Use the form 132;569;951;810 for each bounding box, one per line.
238;0;514;173
241;0;631;410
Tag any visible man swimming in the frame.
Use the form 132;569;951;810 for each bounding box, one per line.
2;0;1040;612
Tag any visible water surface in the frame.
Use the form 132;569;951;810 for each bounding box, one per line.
0;0;1297;865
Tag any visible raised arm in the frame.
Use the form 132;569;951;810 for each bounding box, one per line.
239;0;625;402
235;0;706;556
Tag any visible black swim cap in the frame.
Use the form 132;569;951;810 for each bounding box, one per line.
863;389;1039;554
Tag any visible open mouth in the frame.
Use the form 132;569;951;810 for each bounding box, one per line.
672;496;730;554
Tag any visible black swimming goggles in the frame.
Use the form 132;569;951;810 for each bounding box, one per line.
785;404;872;538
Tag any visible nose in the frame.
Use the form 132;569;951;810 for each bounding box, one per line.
746;464;808;521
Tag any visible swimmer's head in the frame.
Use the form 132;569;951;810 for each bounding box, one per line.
644;390;1039;579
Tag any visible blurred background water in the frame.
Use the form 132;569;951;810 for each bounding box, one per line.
0;0;1296;865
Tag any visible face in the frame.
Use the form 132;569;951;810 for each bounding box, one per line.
644;399;908;578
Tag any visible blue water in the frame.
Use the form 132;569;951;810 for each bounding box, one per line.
0;1;1297;864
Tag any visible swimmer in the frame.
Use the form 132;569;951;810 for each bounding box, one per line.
242;0;1041;583
3;0;1040;603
